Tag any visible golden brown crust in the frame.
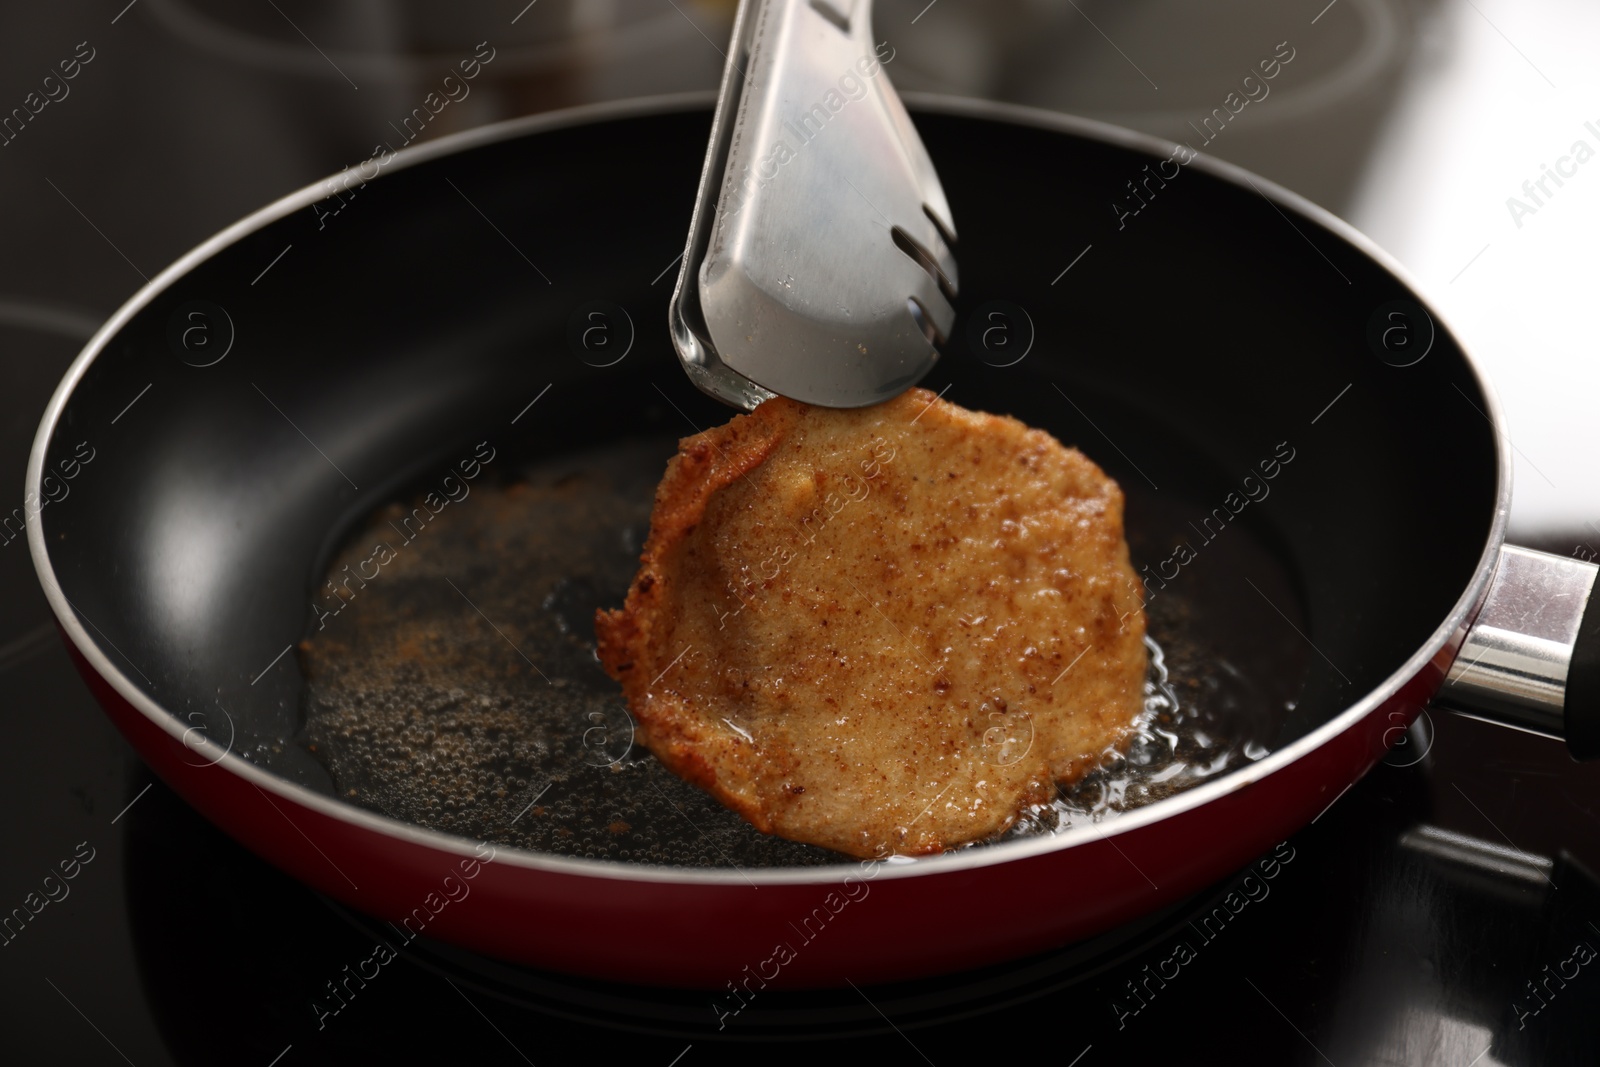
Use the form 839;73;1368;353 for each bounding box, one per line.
595;388;1147;858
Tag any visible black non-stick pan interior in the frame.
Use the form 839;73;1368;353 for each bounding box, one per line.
38;102;1497;838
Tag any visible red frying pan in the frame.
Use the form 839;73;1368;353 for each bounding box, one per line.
27;94;1599;988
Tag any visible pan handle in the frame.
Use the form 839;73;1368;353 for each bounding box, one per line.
1435;544;1600;758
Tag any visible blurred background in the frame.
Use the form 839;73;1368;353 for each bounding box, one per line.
5;0;1599;547
4;2;1600;1064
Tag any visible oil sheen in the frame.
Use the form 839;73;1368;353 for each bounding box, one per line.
299;437;1304;868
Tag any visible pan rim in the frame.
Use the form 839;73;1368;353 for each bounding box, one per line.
26;90;1512;887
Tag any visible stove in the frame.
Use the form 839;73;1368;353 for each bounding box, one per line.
4;2;1598;1063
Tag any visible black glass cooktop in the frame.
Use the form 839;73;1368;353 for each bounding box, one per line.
9;636;1600;1065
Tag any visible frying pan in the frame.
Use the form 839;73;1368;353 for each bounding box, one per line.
27;93;1600;989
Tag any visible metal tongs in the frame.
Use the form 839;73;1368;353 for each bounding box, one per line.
670;0;959;410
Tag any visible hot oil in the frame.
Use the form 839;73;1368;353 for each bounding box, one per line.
299;439;1305;868
1000;621;1273;843
998;484;1308;842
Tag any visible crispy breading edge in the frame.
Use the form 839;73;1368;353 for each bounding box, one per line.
594;394;811;827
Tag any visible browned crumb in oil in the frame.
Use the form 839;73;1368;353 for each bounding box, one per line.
298;438;1292;869
298;439;838;868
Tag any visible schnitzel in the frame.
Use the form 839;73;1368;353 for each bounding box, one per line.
595;388;1147;858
